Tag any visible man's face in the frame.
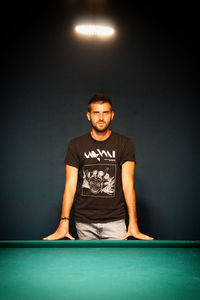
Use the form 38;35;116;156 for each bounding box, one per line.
87;102;114;132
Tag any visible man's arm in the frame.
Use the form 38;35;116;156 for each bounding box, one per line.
121;161;154;240
43;165;78;240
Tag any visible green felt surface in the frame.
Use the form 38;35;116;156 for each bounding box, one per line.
0;241;200;300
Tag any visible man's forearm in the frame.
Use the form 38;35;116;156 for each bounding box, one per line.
58;165;78;230
58;188;75;234
124;187;139;230
60;186;75;219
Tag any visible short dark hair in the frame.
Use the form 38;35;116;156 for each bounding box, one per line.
88;93;113;112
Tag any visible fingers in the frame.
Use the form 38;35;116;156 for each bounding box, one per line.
138;233;154;240
122;231;154;241
43;232;75;241
43;233;61;241
65;233;75;240
144;235;154;240
134;233;154;240
122;232;130;240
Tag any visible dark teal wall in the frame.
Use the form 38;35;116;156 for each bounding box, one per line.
1;2;199;239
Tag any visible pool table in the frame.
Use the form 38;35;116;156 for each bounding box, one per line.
0;240;200;300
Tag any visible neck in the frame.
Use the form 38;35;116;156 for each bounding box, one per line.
90;128;111;141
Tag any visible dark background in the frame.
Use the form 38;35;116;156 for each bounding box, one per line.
1;1;199;240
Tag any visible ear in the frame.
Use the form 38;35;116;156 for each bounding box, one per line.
86;112;91;121
111;110;114;120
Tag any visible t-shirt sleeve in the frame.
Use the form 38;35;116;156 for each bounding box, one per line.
64;140;79;168
120;138;136;166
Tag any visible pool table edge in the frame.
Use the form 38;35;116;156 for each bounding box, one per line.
0;240;200;248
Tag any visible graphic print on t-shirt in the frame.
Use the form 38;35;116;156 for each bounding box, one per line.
82;164;116;197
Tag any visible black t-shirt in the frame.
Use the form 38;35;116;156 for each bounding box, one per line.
64;131;136;223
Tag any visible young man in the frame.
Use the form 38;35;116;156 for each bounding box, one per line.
43;93;154;240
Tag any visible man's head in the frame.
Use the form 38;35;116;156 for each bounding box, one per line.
87;93;114;133
87;93;113;112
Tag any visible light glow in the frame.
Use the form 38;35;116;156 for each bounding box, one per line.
75;24;114;37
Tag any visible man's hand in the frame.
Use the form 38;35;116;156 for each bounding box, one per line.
43;223;75;241
122;227;154;240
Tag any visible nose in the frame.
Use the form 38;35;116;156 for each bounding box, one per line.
99;112;104;120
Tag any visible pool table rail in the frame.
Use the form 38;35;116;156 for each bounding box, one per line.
0;240;200;248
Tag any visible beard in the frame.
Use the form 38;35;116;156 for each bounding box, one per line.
91;120;112;133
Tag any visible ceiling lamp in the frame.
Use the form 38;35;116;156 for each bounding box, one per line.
75;24;115;37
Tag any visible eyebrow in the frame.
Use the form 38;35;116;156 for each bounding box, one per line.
92;110;110;113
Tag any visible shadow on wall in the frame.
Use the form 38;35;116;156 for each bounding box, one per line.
69;203;79;240
136;198;155;237
125;197;155;240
